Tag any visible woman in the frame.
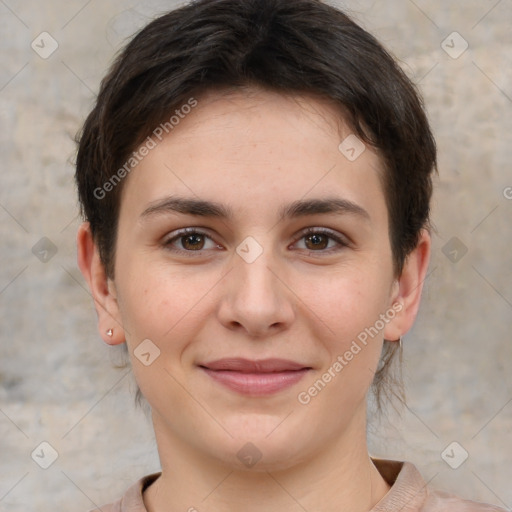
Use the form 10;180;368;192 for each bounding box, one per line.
75;0;506;510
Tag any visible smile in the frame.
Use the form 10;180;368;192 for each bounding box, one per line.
198;358;312;396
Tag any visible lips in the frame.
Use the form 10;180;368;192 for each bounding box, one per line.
198;358;312;395
200;358;311;372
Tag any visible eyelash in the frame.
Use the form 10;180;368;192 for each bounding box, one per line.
163;227;350;257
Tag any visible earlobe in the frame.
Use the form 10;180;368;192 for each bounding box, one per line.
383;229;431;342
76;222;126;346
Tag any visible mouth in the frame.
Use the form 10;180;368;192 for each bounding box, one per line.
198;358;312;396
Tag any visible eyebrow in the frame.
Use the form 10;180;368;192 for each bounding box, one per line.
140;196;370;223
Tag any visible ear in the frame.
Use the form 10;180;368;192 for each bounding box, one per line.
383;229;431;342
76;221;125;346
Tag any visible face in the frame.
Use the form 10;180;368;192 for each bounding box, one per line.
79;86;428;472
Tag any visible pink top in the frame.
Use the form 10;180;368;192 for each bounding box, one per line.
91;458;507;511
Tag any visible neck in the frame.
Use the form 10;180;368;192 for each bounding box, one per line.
143;405;391;512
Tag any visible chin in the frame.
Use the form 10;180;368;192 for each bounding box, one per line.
207;423;316;472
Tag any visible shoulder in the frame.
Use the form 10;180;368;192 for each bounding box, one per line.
423;487;508;512
86;472;161;512
86;499;120;512
371;458;507;512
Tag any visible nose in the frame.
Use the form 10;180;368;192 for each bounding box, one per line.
216;242;295;337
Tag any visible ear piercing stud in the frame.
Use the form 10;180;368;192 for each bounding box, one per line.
106;328;113;337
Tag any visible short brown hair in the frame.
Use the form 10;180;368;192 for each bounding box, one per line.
75;0;437;413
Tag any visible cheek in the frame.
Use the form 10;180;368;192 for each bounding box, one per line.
296;266;391;398
301;274;387;401
115;260;219;401
299;266;390;342
116;257;220;343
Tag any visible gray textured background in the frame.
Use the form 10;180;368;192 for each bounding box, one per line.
0;0;511;510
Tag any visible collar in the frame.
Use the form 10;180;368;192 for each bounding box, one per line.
118;458;428;511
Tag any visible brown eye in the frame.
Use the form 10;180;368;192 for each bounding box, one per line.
181;233;206;250
294;228;349;254
164;228;219;255
304;233;329;250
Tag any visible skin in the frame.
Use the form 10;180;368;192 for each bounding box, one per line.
77;86;430;512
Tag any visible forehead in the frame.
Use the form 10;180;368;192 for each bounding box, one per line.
174;86;356;149
118;86;387;224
